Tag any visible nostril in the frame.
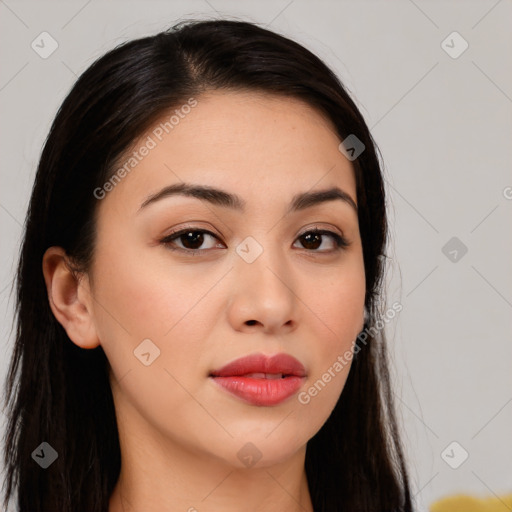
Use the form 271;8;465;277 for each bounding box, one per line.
246;320;257;326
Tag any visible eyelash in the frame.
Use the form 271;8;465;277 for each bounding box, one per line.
159;226;350;256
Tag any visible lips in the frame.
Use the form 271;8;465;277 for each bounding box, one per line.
209;353;306;406
210;353;306;378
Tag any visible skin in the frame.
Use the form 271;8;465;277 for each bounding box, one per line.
42;90;366;512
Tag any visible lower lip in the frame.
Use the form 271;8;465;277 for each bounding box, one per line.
210;376;305;406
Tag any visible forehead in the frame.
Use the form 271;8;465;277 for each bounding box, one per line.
99;90;356;215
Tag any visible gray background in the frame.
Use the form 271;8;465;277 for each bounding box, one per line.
1;1;511;510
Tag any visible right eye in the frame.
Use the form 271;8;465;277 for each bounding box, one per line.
159;228;226;255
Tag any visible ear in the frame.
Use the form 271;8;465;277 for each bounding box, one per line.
42;246;100;349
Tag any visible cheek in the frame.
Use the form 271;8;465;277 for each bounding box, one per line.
91;248;222;441
91;240;216;337
89;241;224;388
304;256;366;346
296;257;365;416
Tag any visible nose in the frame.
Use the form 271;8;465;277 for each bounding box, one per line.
226;242;298;335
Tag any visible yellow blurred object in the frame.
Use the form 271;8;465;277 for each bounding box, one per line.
429;493;512;512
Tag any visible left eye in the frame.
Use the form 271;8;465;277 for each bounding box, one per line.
293;229;349;252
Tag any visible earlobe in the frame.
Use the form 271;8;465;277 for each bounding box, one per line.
42;246;100;349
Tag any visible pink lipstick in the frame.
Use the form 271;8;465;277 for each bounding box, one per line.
209;353;306;406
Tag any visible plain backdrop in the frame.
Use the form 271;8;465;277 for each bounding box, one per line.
1;1;511;511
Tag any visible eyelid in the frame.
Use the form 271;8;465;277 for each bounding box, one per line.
160;221;224;243
297;223;343;238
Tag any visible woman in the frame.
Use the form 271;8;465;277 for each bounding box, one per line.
2;19;413;512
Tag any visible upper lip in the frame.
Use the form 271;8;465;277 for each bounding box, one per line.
210;352;306;378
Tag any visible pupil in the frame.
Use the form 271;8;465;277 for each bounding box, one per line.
182;231;204;249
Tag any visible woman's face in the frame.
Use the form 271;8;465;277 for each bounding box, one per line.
87;90;365;468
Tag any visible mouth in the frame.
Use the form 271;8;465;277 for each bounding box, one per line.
237;373;288;379
209;353;307;406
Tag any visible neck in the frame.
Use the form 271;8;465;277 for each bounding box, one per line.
109;442;314;512
108;390;314;512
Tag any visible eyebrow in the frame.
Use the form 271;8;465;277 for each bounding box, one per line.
138;182;358;214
